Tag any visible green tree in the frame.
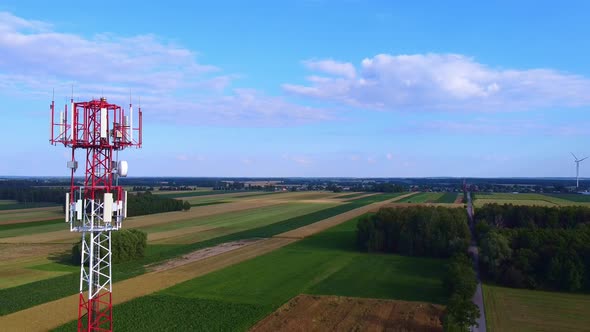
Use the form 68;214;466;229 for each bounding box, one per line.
443;294;480;332
480;231;512;278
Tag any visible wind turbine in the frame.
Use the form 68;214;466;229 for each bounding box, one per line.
571;153;588;189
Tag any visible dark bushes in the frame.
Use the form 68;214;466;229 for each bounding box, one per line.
72;229;147;264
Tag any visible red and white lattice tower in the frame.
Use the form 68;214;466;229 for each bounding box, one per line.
50;96;142;331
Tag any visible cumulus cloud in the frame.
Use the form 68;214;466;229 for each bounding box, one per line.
303;59;356;78
0;12;330;126
284;53;590;111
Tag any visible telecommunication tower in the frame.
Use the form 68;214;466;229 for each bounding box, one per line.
50;95;142;331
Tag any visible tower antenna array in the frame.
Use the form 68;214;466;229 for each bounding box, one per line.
50;95;143;331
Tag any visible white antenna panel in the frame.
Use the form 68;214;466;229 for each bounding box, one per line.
76;199;82;220
130;106;133;142
103;193;113;223
100;108;107;138
65;193;70;223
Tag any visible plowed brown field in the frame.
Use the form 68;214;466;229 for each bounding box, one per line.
251;294;444;332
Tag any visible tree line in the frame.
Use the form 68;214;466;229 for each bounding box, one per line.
127;191;190;217
475;204;590;292
0;186;66;204
442;254;480;331
356;206;471;258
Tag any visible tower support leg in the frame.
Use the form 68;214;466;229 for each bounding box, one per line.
78;231;113;332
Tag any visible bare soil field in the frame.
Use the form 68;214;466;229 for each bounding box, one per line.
250;294;444;332
147;239;263;272
454;194;464;204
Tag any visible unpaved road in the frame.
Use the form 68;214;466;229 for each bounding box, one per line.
467;191;487;332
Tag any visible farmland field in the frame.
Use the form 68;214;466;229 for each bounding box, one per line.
434;192;459;203
542;193;590;203
251;294;444;332
483;284;590;332
0;192;402;318
144;202;338;244
54;215;447;331
336;192;368;199
0;202;59;211
473;193;590;207
0;206;62;225
393;192;455;204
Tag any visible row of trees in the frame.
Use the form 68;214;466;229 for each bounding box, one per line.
475;203;590;229
72;229;148;264
0;186;66;204
127;191;190;217
476;204;590;292
356;206;471;258
442;254;480;331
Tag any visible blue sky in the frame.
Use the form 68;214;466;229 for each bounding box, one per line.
0;1;589;177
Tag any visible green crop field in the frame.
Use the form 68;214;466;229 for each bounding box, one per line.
542;193;590;203
433;192;459;203
394;192;444;203
55;214;447;331
0;207;62;225
483;284;590;332
336;192;367;199
0;219;64;238
144;202;338;244
0;202;59;211
1;193;401;316
473;193;590;207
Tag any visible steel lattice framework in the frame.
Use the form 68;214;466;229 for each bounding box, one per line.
50;97;142;331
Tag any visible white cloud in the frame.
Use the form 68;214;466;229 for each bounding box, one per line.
303;59;356;78
284;53;590;111
282;154;312;165
0;12;331;126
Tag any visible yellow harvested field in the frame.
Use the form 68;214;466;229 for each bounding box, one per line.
474;199;557;207
0;237;296;331
0;243;72;289
371;202;464;212
0;207;62;225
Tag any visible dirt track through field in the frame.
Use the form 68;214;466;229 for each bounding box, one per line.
0;194;400;330
250;294;444;332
